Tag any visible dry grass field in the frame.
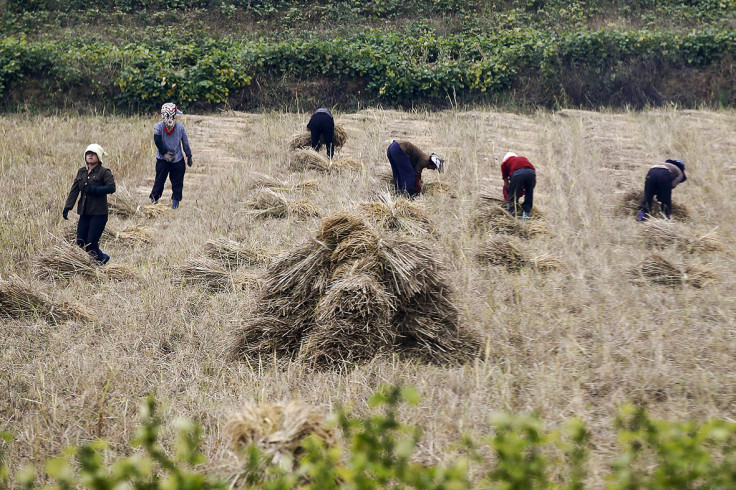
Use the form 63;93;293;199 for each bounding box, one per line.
1;107;736;485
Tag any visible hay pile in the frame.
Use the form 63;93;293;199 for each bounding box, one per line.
640;219;722;253
247;172;319;194
619;189;690;220
0;275;93;323
288;125;348;151
109;186;171;219
358;191;434;235
225;401;335;468
289;149;362;172
204;238;280;267
231;212;479;367
629;254;716;288
64;223;153;244
477;234;562;272
473;194;550;238
245;188;320;220
176;256;259;291
34;241;136;281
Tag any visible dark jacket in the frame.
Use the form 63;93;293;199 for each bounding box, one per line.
64;164;116;216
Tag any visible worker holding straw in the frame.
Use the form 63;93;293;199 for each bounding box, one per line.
637;159;687;221
386;140;444;197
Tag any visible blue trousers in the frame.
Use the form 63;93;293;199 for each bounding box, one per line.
387;141;418;196
76;214;108;260
150;158;186;202
640;167;672;218
508;167;536;214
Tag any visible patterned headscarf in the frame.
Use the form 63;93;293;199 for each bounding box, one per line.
161;103;181;134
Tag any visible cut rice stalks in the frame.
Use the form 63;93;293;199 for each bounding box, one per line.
34;241;137;281
204;237;281;267
640;219;722;253
247;172;320;194
0;275;94;323
244;188;320;220
176;256;260;291
629;253;716;288
618;189;690;220
477;234;562;272
64;223;153;244
358;191;434;235
288;124;348;151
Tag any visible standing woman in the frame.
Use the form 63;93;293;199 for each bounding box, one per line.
637;159;687;220
62;144;116;264
150;102;193;209
307;108;335;158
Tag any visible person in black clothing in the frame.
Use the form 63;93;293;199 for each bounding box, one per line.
307;108;335;158
63;144;116;264
637;159;687;221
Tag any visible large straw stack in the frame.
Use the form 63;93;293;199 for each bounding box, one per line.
288;125;348;151
0;275;94;323
225;401;335;468
231;212;479;367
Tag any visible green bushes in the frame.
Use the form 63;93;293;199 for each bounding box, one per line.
1;29;735;109
4;386;736;488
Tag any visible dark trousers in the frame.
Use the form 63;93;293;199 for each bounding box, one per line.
307;112;335;158
150;158;186;202
387;141;418;196
76;214;108;260
508;167;536;214
640;167;672;218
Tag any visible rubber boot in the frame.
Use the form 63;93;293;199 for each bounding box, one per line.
637;210;646;221
172;199;180;209
97;251;110;265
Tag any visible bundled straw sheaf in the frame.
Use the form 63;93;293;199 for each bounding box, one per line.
639;219;722;253
421;180;453;196
0;275;94;323
358;191;434;235
247;172;319;194
64;223;153;244
289;149;362;172
473;193;550;238
109;185;171;219
288;125;348;151
477;234;562;272
225;401;335;467
34;241;136;281
618;189;690;220
628;253;716;288
204;238;280;267
176;256;259;291
245;188;320;219
231;212;479;368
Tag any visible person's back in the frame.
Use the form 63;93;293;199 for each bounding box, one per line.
307;108;335;158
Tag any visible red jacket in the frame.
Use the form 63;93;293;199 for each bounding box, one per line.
501;156;535;202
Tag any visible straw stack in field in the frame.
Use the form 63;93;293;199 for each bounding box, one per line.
204;238;280;267
477;234;562;272
288;124;348;151
176;256;259;291
231;211;479;368
34;241;136;281
247;172;319;194
640;219;722;253
358;191;434;235
473;193;550;238
245;188;320;220
629;253;716;288
225;401;335;467
0;275;94;323
619;189;690;219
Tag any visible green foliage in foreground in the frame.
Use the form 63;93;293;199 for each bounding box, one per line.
1;28;735;110
3;386;736;488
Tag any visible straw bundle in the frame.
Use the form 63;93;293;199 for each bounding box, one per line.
288;124;348;151
358;191;434;235
65;223;152;244
422;181;453;196
176;256;259;291
109;186;172;219
683;266;717;289
0;275;94;323
231;212;479;368
34;241;136;281
245;189;320;220
640;219;722;253
619;189;690;220
628;254;714;288
477;234;562;272
473;193;549;238
204;238;279;267
290;149;331;171
332;157;363;171
247;172;319;193
225;401;335;467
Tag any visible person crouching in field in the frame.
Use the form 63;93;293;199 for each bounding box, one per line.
637;159;687;221
150;103;193;209
386;140;444;197
307;108;335;158
501;152;536;219
62;144;116;265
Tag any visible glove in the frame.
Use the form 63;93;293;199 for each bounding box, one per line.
187;156;193;167
62;208;70;220
86;185;99;196
164;151;175;162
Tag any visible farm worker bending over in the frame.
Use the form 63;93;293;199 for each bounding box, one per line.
637;159;687;221
501;152;536;218
386;140;444;197
62;144;116;265
150;102;193;209
307;108;335;158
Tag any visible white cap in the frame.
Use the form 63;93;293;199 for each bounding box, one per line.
85;144;107;164
502;152;518;164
